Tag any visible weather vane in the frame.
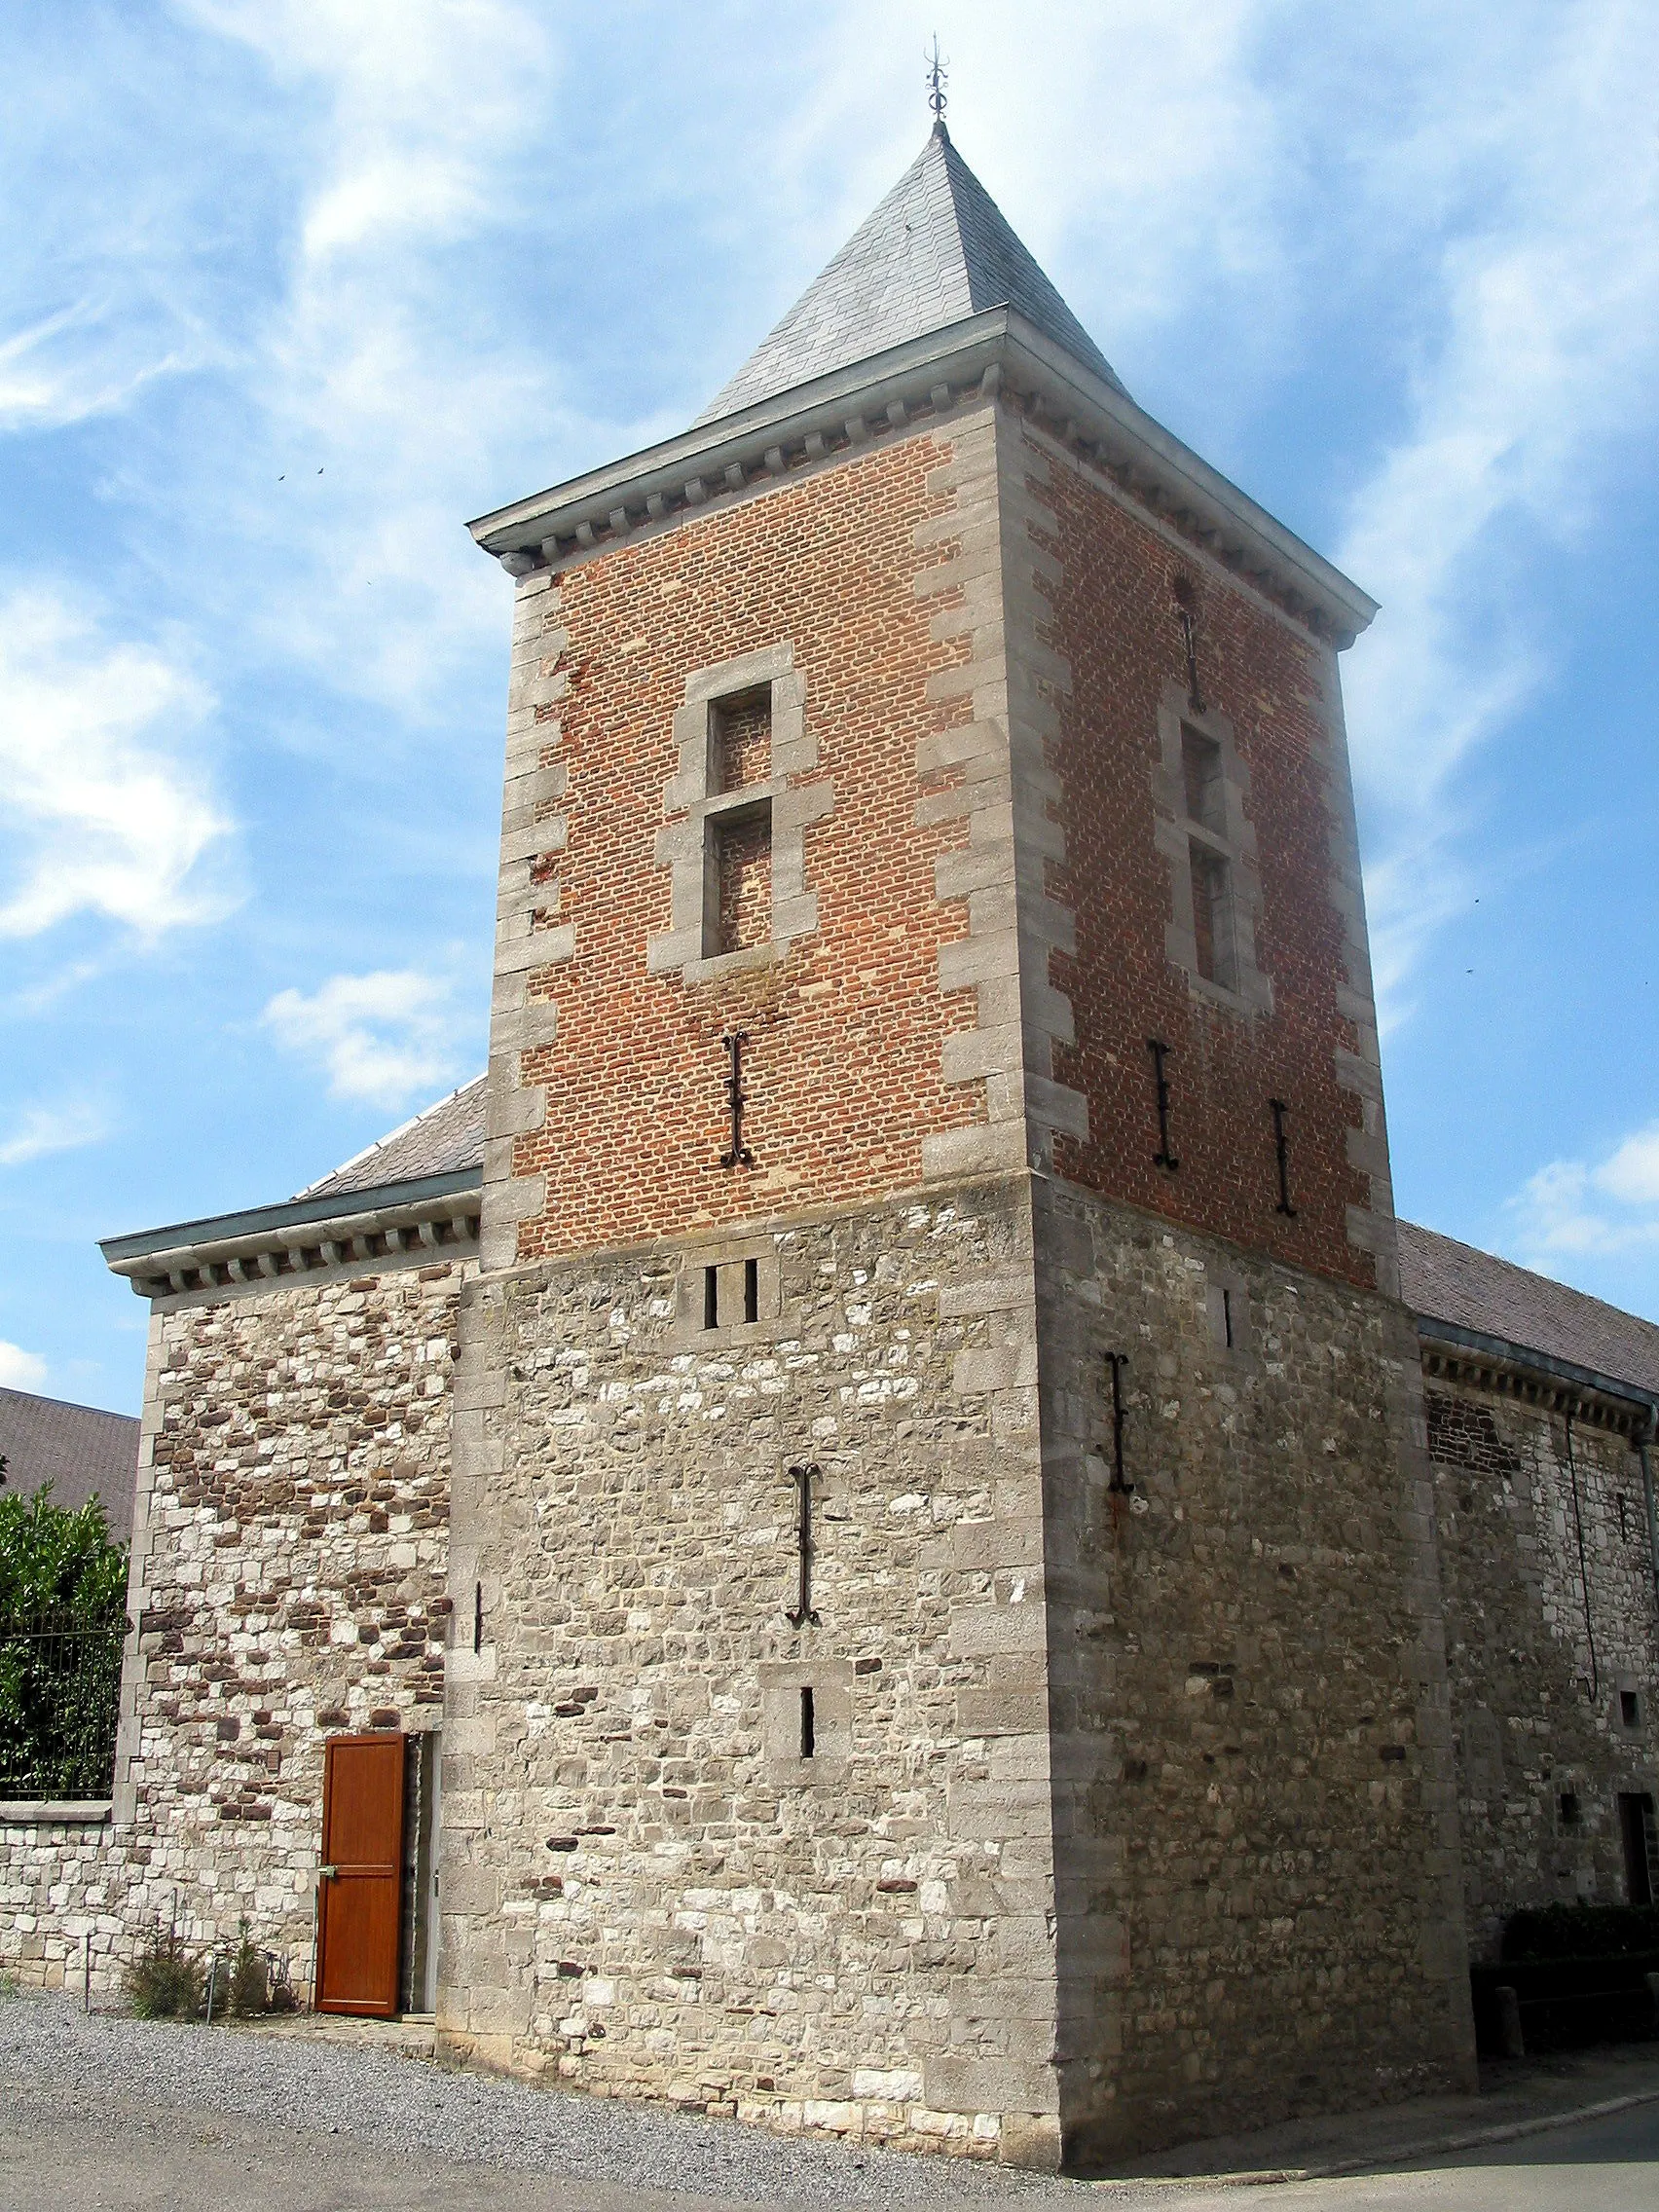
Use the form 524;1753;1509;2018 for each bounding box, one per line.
926;36;948;125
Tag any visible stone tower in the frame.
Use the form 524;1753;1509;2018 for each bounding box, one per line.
437;126;1477;2167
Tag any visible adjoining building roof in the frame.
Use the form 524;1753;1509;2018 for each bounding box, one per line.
698;122;1125;425
1398;1221;1659;1404
298;1076;488;1201
0;1387;139;1542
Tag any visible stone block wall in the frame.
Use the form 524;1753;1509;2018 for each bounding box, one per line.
438;1177;1066;2167
1033;1179;1474;2160
1425;1372;1659;1958
0;1813;122;1993
0;1256;467;1995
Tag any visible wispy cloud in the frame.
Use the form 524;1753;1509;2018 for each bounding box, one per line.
0;1342;48;1393
1507;1121;1659;1269
1336;3;1659;1013
0;1100;109;1169
0;587;234;940
261;968;462;1106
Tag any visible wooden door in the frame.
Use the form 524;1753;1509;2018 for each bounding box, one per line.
315;1732;405;2016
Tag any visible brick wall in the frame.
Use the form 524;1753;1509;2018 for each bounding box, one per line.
497;426;988;1264
1426;1376;1659;1958
1029;421;1386;1293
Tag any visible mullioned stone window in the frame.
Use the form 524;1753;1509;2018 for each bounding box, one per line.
647;642;831;983
1153;678;1272;1016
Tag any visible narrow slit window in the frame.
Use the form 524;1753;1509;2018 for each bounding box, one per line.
703;1265;719;1330
1222;1288;1234;1349
1618;1493;1631;1540
799;1685;816;1759
743;1256;759;1324
473;1581;483;1656
1623;1690;1641;1728
709;806;773;955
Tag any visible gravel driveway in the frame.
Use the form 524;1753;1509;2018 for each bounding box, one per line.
0;1991;1086;2211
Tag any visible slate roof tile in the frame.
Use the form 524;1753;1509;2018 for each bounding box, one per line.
1398;1220;1659;1399
299;1076;487;1201
0;1388;139;1541
698;124;1124;424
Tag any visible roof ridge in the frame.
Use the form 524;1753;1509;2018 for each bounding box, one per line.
696;129;1123;426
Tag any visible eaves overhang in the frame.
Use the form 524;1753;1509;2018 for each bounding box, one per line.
1417;1312;1659;1440
99;1166;483;1304
468;308;1379;647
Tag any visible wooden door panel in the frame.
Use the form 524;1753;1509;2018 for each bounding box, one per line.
316;1732;405;2016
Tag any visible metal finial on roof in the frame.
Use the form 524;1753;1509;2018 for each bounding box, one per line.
925;36;948;129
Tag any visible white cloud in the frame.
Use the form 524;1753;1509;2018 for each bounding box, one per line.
261;969;461;1106
1507;1122;1659;1267
0;1100;109;1169
0;1342;48;1392
1335;2;1659;1007
0;587;234;940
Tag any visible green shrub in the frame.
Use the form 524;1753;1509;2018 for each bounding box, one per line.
125;1920;204;2019
225;1919;268;2017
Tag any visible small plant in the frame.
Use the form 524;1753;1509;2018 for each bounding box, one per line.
225;1918;269;2017
125;1917;204;2019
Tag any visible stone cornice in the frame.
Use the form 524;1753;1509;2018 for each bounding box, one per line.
467;309;1380;649
100;1167;482;1304
1417;1314;1658;1441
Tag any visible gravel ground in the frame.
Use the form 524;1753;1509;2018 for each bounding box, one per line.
0;1991;1085;2211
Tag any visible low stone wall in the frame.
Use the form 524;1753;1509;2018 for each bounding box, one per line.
0;1806;128;1996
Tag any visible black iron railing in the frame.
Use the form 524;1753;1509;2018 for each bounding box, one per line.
0;1610;129;1798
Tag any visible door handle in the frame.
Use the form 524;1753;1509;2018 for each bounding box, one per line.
319;1864;338;1881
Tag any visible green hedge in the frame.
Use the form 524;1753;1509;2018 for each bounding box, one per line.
0;1487;129;1798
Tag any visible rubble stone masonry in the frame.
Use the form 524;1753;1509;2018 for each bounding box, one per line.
0;1256;467;1995
438;1178;1063;2167
1425;1373;1659;1959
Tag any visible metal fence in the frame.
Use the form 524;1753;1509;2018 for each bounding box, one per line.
0;1610;129;1798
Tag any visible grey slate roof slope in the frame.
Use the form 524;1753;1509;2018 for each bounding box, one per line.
0;1387;139;1541
698;123;1125;424
1398;1220;1659;1401
298;1076;487;1201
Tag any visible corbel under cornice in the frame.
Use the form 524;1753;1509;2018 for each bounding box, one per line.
1417;1313;1658;1441
468;308;1379;648
99;1168;483;1306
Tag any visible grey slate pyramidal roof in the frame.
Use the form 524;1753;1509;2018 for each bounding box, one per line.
698;122;1125;424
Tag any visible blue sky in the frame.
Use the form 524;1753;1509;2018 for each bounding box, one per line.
2;0;1656;1415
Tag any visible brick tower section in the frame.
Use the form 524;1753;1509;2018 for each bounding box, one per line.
440;390;1474;2167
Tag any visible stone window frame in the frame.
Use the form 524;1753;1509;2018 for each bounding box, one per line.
1154;679;1272;1017
646;642;830;985
759;1659;852;1785
668;1234;798;1345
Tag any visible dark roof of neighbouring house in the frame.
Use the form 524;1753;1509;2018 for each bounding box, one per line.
297;1076;488;1201
0;1387;138;1541
1398;1221;1659;1403
697;122;1125;425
